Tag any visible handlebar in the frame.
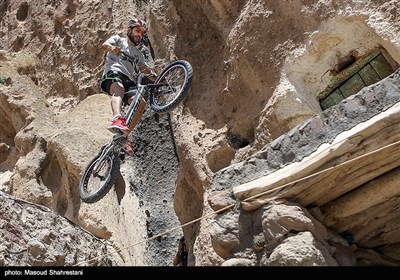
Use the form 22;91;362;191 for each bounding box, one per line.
119;51;156;81
120;51;140;66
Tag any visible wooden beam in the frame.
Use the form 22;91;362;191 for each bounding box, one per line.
321;167;400;225
234;102;400;211
325;196;400;239
358;214;400;247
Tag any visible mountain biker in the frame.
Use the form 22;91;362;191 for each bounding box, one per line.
99;17;155;155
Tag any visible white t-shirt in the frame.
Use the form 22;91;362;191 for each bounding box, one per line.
103;35;147;81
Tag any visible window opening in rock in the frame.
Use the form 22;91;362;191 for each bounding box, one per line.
227;130;250;150
318;48;399;110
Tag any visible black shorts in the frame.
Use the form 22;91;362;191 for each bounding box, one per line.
99;71;137;102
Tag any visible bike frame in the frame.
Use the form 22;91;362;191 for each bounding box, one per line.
125;74;145;127
92;69;165;172
79;54;192;203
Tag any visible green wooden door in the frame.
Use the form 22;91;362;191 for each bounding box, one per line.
319;49;397;110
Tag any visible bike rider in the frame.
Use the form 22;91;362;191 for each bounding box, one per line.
99;17;155;155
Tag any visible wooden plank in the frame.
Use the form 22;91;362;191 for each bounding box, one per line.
234;102;400;211
358;64;381;86
370;53;395;79
299;118;400;206
340;74;366;98
324;197;400;236
357;213;400;247
286;137;400;206
320;88;344;110
381;48;400;71
321;167;400;225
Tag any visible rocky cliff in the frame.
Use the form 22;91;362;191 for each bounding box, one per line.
1;0;399;266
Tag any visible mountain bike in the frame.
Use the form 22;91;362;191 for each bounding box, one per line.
79;52;193;203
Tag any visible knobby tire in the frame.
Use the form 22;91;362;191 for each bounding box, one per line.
149;60;193;113
79;148;120;203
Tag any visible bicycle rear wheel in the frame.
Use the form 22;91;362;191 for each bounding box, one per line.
79;147;120;203
149;60;193;113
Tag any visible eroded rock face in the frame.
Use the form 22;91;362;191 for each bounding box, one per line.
264;231;337;266
209;203;338;266
0;192;121;266
1;0;400;266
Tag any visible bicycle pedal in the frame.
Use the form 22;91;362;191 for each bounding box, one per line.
119;153;126;161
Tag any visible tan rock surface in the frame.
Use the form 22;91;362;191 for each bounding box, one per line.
1;0;400;266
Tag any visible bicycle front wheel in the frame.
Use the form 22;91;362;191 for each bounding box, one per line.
149;60;193;113
79;147;120;203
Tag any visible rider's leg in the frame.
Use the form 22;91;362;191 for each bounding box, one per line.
108;81;129;132
109;81;125;118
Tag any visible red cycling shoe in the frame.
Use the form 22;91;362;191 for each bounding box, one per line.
108;117;129;134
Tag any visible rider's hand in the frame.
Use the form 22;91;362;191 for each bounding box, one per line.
139;65;157;82
139;65;157;81
139;65;152;74
110;45;121;56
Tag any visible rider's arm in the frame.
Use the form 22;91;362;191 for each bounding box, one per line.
102;37;121;56
137;50;157;81
139;63;157;81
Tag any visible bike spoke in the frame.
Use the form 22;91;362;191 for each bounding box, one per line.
85;159;111;195
154;66;186;106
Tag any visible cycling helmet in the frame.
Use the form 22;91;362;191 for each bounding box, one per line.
128;18;148;33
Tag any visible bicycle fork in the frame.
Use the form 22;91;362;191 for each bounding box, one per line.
92;134;125;173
